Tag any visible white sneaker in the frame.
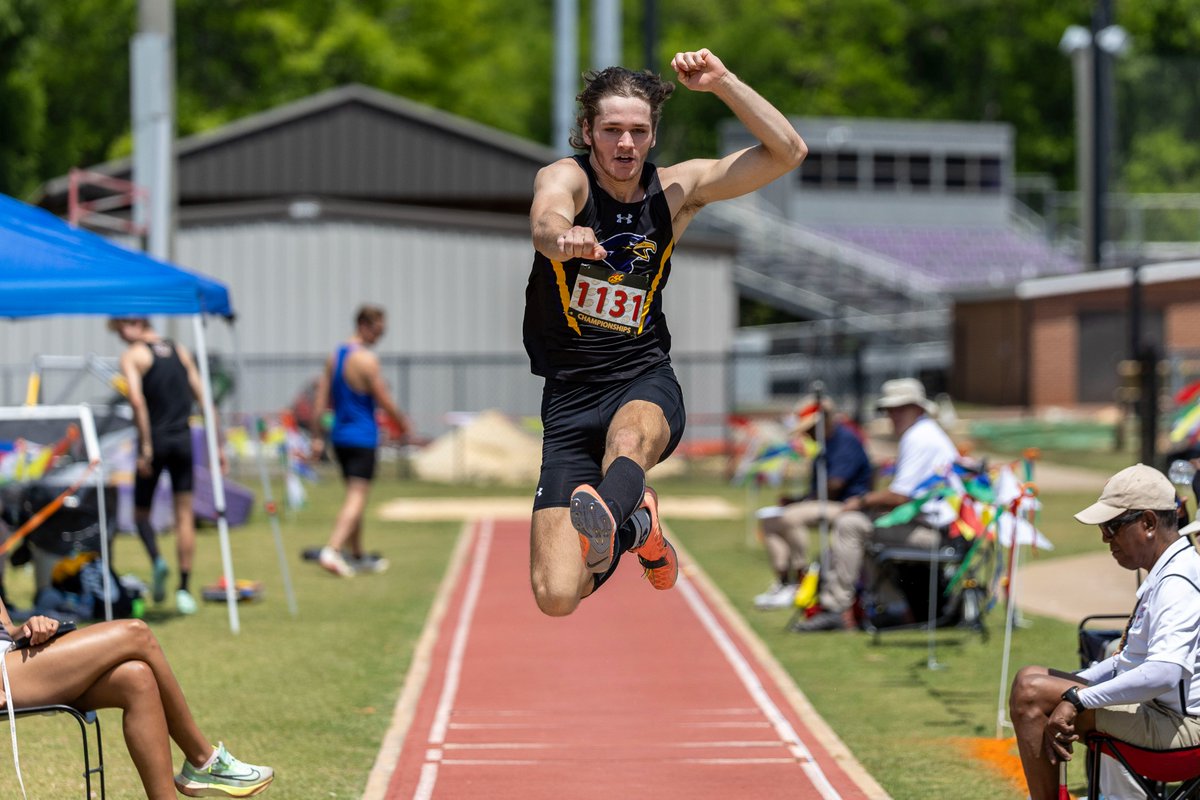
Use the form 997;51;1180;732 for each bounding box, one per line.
348;553;390;574
754;582;799;610
318;546;356;577
175;589;198;615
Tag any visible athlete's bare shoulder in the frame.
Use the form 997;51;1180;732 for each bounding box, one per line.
656;160;712;237
534;157;589;204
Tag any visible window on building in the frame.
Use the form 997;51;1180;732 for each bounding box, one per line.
946;154;968;191
873;153;897;189
908;154;931;191
980;156;1003;192
835;152;858;186
799;151;824;186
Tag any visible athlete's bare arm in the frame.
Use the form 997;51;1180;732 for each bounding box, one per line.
658;49;807;234
352;350;407;433
176;342;226;473
530;160;607;262
176;344;204;410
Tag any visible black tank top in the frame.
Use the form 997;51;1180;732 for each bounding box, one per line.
523;155;675;383
141;340;192;441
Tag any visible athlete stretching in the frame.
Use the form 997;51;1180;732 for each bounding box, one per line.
524;49;806;615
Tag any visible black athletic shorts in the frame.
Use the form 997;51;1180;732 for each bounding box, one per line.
334;444;377;481
533;360;686;511
134;432;194;508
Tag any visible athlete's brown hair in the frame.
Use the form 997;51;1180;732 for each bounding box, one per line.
355;305;385;329
571;67;675;152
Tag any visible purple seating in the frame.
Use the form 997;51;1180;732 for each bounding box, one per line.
811;223;1080;290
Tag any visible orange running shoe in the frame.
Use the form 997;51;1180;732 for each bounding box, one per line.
570;484;617;573
634;487;678;590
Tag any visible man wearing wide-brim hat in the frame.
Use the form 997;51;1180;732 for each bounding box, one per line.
1009;464;1200;800
753;395;873;610
792;377;958;632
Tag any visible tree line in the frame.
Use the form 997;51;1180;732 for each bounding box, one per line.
1;0;1197;201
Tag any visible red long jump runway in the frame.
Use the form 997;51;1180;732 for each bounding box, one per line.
375;517;884;800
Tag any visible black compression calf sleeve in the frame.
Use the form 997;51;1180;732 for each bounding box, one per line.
135;519;161;561
596;456;646;528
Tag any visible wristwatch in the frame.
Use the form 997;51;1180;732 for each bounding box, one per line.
1061;686;1086;713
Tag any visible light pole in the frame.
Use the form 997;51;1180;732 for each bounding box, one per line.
1059;8;1130;269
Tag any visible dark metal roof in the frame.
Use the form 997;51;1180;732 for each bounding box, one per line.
38;84;560;215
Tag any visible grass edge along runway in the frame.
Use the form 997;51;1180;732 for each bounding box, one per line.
6;470;1099;798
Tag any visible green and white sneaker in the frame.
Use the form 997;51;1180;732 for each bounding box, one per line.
175;742;274;797
152;557;169;603
176;589;198;615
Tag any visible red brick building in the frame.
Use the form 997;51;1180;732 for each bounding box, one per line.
952;260;1200;408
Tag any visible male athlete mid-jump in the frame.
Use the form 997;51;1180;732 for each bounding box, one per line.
523;48;806;615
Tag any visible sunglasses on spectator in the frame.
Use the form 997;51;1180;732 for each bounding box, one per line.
1101;510;1146;540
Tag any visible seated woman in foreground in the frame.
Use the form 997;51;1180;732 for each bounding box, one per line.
0;602;273;798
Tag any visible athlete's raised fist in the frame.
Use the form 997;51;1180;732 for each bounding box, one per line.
670;49;729;93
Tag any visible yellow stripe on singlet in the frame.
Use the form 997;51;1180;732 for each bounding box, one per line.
638;239;674;334
551;259;582;335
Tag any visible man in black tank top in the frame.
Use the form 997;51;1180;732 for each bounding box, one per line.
524;48;807;616
112;318;220;616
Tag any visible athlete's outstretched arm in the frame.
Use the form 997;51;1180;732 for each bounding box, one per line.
530;159;606;262
663;49;806;212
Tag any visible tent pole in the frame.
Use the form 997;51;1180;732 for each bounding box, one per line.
77;405;113;621
230;326;297;616
192;314;240;633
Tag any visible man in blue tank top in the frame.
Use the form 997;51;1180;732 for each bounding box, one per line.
311;305;409;577
524;48;807;615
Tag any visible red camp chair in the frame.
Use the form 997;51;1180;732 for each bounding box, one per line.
1086;733;1200;799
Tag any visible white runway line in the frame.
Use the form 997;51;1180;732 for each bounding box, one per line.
676;573;844;800
413;518;494;800
362;520;477;800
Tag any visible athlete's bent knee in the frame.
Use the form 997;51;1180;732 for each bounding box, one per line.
531;581;581;617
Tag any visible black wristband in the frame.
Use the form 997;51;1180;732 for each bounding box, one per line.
1061;685;1086;713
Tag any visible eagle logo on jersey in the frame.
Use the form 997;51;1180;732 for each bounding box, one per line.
596;232;658;274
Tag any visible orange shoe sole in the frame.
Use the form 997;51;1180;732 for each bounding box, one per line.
570;484;616;573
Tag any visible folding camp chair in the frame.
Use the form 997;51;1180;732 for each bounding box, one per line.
1078;613;1128;668
859;534;987;638
7;704;105;799
1085;734;1200;800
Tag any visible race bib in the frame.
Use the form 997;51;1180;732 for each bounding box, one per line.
568;263;650;336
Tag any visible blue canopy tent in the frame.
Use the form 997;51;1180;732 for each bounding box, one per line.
0;192;248;632
0;193;231;318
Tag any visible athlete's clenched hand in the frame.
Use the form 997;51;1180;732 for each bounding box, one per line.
556;226;607;261
671;49;729;93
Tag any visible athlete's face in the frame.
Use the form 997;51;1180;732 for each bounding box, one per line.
359;319;386;345
583;95;656;185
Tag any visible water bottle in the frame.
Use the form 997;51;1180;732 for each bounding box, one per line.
1169;459;1196;486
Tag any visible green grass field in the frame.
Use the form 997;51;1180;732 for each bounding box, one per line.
5;456;1118;798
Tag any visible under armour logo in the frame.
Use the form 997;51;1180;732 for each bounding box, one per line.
616;213;633;224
